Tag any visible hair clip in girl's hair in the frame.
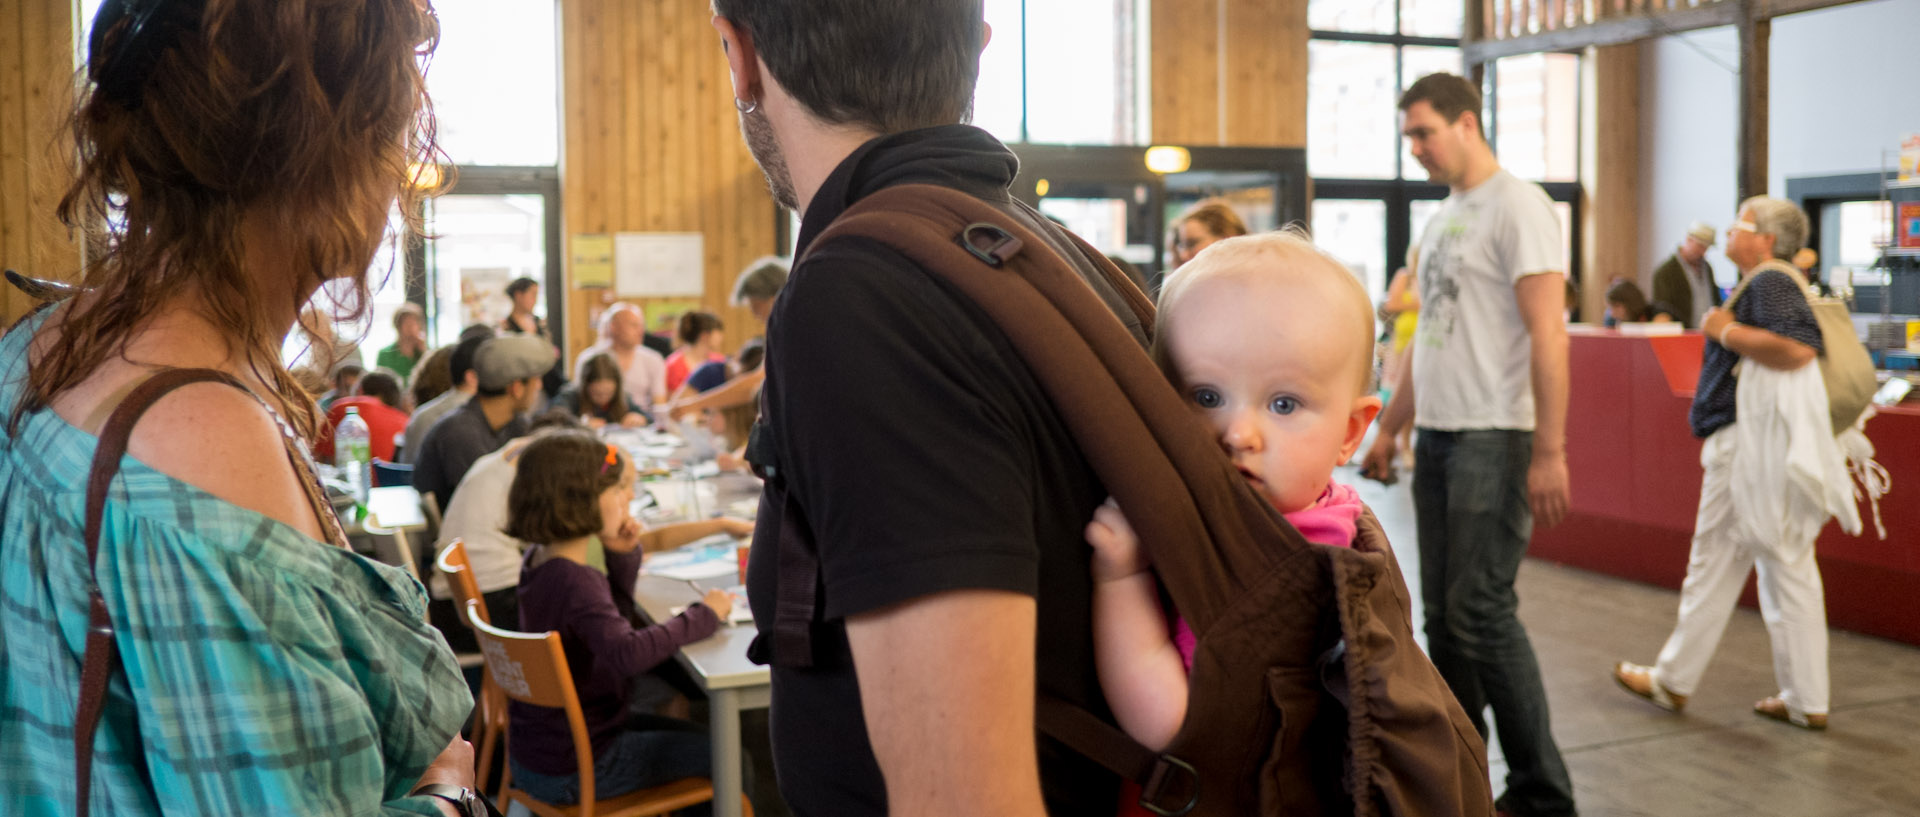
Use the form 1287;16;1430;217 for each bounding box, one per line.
602;443;620;474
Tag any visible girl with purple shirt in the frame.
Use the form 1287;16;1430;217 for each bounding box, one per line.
505;430;748;808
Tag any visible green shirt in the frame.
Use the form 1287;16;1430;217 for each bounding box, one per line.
376;342;422;382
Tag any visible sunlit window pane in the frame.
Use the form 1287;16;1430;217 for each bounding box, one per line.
1309;0;1394;34
973;0;1026;142
1835;200;1892;267
1401;0;1464;38
426;194;549;343
1039;198;1132;254
1312;199;1388;296
1025;0;1138;144
1493;53;1579;182
1309;41;1396;179
975;0;1141;145
427;0;559;166
1400;46;1463;179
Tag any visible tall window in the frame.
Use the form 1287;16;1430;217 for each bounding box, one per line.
974;0;1148;145
1307;0;1581;296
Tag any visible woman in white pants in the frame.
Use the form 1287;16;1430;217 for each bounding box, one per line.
1613;197;1854;731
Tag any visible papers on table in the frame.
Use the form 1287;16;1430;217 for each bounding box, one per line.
672;586;753;626
649;558;739;581
643;534;743;580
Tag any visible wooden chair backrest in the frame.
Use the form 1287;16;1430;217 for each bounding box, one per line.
466;599;603;810
435;539;488;626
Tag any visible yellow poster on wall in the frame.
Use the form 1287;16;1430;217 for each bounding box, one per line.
571;233;614;288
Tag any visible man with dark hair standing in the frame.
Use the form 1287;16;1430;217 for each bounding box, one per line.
711;3;1146;815
1361;72;1576;817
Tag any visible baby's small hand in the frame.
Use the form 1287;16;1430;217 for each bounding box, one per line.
1085;498;1149;582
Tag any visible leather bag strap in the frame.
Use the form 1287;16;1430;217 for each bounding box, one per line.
74;367;255;816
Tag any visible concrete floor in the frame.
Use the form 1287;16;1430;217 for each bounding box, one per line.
1349;460;1920;817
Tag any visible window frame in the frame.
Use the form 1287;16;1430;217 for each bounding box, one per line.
1307;5;1585;295
405;166;566;351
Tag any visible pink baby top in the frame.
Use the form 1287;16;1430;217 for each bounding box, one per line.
1170;480;1364;669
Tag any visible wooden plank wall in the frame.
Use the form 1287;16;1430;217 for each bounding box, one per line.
0;0;80;326
1579;42;1641;320
1149;0;1307;147
557;0;776;359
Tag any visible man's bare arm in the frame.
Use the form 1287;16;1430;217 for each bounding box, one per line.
846;589;1048;817
1515;272;1571;529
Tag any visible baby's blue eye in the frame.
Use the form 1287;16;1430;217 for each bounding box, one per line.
1191;387;1222;409
1268;396;1298;415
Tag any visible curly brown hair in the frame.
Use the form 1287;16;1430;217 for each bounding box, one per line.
16;0;445;441
506;430;630;545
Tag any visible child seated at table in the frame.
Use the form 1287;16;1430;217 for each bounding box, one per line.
1085;231;1383;771
505;429;749;808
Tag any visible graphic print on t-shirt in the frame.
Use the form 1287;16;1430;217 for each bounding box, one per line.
1416;205;1472;348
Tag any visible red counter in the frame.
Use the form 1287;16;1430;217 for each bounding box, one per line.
1531;327;1920;646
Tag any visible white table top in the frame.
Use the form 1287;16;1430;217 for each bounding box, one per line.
631;571;769;691
365;485;426;531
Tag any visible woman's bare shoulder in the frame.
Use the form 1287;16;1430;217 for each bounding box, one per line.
123;383;331;542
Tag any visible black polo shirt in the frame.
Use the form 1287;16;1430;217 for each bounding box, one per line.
745;124;1147;817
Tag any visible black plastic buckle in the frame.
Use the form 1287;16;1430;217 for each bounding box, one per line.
1138;753;1200;817
956;223;1024;267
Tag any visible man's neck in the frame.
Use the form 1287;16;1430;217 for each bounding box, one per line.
1450;146;1502;195
477;394;520;431
772;97;883;217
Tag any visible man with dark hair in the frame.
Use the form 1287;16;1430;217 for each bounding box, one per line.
501;276;565;397
411;336;553;510
401;331;492;464
318;361;364;411
1361;72;1576;817
711;3;1147;815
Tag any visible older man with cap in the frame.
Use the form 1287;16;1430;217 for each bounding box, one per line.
1652;221;1721;328
411;334;557;511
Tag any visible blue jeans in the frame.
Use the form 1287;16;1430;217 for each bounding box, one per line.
509;714;716;815
1413;429;1576;817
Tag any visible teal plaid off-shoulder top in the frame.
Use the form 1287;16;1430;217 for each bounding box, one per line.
0;309;471;816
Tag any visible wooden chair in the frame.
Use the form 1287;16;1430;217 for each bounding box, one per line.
435;541;508;799
466;599;750;817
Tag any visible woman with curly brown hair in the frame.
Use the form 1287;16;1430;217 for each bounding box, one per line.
0;1;483;815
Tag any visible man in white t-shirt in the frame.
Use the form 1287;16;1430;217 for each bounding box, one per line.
1360;72;1575;817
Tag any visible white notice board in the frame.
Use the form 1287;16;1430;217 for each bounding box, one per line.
614;232;704;297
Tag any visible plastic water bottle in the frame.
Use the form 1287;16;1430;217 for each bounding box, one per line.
335;407;373;506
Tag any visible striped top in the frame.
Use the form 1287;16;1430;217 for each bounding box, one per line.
0;309;471;816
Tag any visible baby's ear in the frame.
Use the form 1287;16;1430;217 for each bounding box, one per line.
1337;394;1384;465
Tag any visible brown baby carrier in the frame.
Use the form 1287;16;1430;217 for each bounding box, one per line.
754;184;1493;817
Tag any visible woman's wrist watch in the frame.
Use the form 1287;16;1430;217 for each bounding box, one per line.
411;783;486;817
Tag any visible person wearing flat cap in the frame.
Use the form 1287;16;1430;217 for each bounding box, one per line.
1652;221;1723;329
410;335;558;510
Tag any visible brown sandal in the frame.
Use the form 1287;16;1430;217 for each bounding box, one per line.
1612;662;1687;712
1753;696;1827;730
